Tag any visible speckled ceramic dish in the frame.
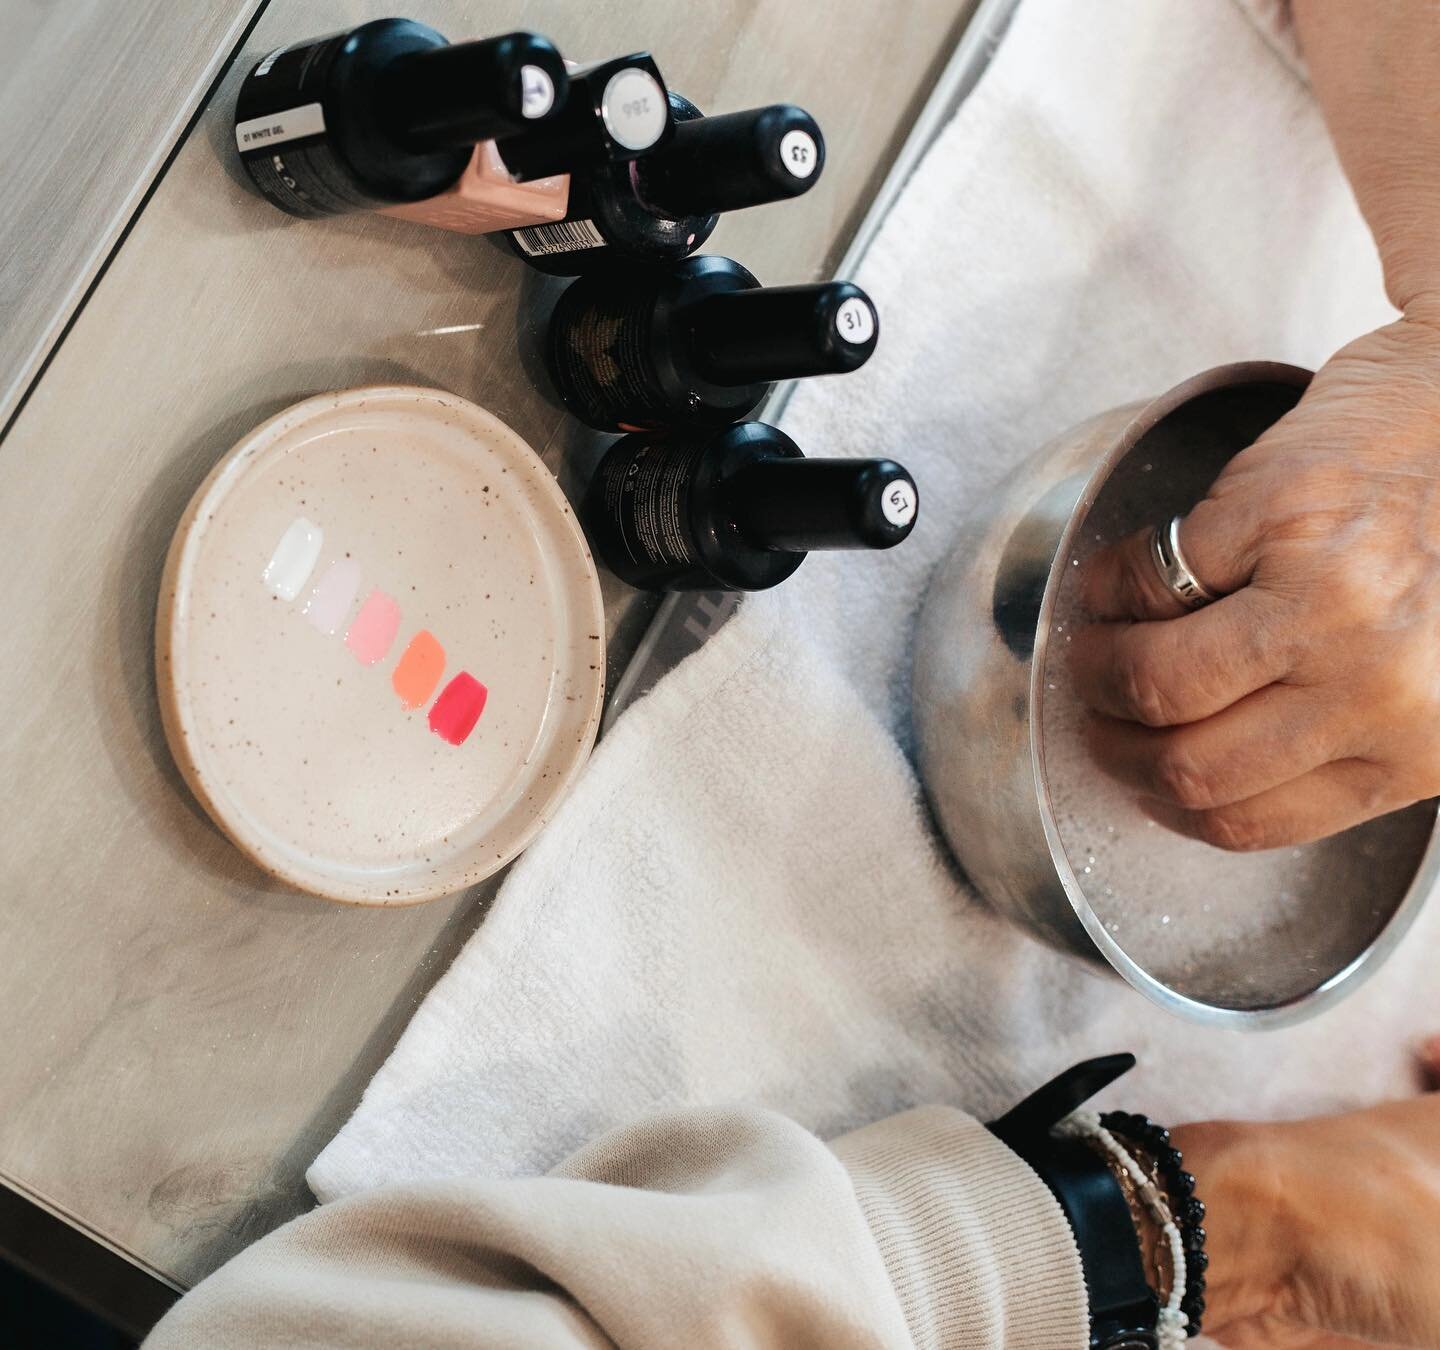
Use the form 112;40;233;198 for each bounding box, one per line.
157;386;605;905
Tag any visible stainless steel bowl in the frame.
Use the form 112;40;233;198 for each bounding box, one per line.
912;362;1440;1028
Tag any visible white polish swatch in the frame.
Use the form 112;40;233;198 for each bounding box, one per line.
263;516;324;600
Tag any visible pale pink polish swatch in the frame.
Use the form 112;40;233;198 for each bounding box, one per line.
345;589;402;665
304;559;362;635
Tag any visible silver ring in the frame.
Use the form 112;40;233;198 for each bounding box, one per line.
1150;515;1217;609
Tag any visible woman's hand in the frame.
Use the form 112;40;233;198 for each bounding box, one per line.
1182;1038;1440;1348
1072;314;1440;850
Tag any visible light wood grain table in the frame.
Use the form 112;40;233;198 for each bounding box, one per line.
0;0;975;1329
0;1;267;428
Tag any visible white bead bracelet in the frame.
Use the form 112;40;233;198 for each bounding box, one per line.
1055;1109;1189;1350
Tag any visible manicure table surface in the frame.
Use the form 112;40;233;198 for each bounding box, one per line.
0;0;977;1326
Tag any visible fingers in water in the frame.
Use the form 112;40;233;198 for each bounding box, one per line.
1137;758;1396;853
1085;684;1344;811
1079;497;1256;624
1081;525;1194;623
1068;587;1295;726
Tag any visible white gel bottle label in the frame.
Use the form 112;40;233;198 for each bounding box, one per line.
235;102;326;151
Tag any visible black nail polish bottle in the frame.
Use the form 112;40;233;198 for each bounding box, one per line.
582;421;918;591
510;99;825;274
496;53;673;182
548;254;878;431
234;21;569;218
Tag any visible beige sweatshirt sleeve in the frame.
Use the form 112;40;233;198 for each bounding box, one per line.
144;1105;1088;1349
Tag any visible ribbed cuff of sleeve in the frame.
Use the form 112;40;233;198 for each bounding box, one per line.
831;1106;1089;1350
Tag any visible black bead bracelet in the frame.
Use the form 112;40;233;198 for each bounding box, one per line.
1102;1111;1208;1338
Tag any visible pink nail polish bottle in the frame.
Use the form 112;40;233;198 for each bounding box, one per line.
380;140;569;234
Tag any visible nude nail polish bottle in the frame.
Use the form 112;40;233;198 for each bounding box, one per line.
379;140;569;234
383;53;671;235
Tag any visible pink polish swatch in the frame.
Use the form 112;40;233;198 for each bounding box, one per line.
428;672;488;746
304;559;362;635
345;590;401;666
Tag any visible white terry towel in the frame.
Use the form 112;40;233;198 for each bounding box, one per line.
311;0;1440;1206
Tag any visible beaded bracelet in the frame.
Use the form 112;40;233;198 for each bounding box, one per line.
1103;1111;1208;1336
1056;1110;1189;1350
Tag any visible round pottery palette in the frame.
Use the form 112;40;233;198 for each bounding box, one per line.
157;386;605;905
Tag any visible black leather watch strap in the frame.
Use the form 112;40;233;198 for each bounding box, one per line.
989;1055;1159;1350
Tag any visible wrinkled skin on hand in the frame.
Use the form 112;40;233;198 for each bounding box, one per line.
1072;316;1440;851
1183;1036;1440;1349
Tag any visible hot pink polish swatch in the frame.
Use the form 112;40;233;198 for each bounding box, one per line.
428;673;488;746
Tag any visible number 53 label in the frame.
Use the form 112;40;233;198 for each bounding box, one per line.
780;129;819;179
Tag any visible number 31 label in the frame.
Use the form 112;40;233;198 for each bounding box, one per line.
834;296;876;346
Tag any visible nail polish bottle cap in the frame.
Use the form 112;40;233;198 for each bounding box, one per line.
685;280;879;386
498;53;672;181
634;105;825;218
381;32;569;151
727;452;918;554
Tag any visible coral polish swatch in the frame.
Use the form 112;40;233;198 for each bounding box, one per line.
392;631;446;710
429;673;488;746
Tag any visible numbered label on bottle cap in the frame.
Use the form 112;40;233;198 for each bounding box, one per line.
880;479;917;528
601;69;668;150
834;296;876;346
779;129;819;179
521;65;556;119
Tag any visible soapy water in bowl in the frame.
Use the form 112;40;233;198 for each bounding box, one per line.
1036;389;1432;1011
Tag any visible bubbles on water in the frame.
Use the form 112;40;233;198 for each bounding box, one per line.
1031;416;1437;1007
1037;478;1419;1005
